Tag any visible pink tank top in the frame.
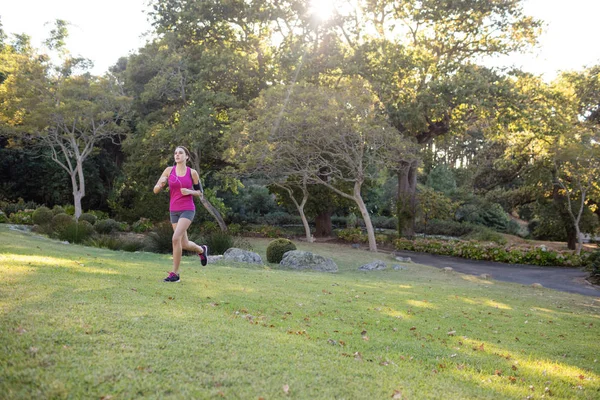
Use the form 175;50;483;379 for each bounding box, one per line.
168;166;195;212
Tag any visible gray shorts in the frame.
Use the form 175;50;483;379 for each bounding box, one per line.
170;210;196;223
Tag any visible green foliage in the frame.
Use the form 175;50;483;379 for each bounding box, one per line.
463;226;507;245
132;218;153;233
204;231;236;255
51;213;74;234
417;187;457;233
145;221;173;254
9;210;34;225
58;220;95;244
78;212;97;225
266;238;297;263
346;213;358;228
258;225;283;238
32;206;53;225
394;238;584;267
63;205;75;216
336;228;367;244
416;219;475;237
1;199;38;217
51;205;65;215
456;201;512;232
0;211;6;223
585;250;600;284
94;219;121;234
426;165;457;194
85;234;122;251
86;210;109;221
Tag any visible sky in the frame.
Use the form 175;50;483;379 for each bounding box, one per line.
1;0;599;79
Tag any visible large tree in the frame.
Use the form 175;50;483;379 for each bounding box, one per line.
0;21;130;218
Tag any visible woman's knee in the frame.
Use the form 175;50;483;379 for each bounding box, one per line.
172;234;183;246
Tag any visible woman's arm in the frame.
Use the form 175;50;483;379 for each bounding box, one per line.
181;169;204;197
153;167;171;194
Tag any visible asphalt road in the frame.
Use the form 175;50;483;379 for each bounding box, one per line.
393;250;600;297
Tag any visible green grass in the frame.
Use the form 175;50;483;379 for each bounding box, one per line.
0;225;599;399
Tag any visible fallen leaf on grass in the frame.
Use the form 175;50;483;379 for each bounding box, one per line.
283;384;290;394
391;389;403;399
447;330;456;336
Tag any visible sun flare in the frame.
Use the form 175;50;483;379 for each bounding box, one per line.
309;0;335;21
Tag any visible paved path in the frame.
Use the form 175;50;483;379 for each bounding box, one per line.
393;250;600;297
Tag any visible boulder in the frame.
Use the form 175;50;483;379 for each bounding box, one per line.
392;264;408;270
280;250;338;272
223;248;263;265
358;260;387;271
395;256;412;263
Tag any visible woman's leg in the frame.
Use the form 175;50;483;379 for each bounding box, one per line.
171;218;193;275
181;230;203;253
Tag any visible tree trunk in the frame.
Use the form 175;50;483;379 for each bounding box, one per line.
354;183;377;252
198;196;228;232
397;161;418;239
551;184;577;250
315;211;332;237
298;207;313;243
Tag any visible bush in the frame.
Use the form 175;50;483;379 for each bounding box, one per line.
9;210;34;225
86;234;122;250
1;199;38;216
346;213;358;228
95;219;121;234
33;206;54;225
263;211;301;226
205;231;236;255
52;213;74;235
336;228;367;243
464;226;507;245
585;250;600;285
58;220;95;243
266;238;297;263
145;221;174;253
51;205;66;215
0;211;6;223
132;218;153;233
120;237;146;252
394;238;584;267
87;210;109;221
79;212;97;225
416;219;475;237
63;205;75;216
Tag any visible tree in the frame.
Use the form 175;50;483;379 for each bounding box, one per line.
242;81;418;251
0;21;131;218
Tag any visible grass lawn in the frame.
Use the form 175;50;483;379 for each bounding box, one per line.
1;224;599;399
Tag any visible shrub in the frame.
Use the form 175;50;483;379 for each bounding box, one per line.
63;205;75;216
52;213;74;235
336;228;367;243
0;211;6;223
584;250;600;285
205;231;236;255
259;225;283;238
52;205;66;215
79;212;97;225
2;199;38;216
58;220;95;243
120;237;146;252
416;219;475;237
394;238;584;267
266;238;297;263
9;210;34;225
95;219;121;234
132;218;153;233
464;226;507;245
346;213;358;228
86;234;122;250
33;206;54;225
145;221;174;253
87;210;109;220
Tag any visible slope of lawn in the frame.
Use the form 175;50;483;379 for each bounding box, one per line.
0;224;599;399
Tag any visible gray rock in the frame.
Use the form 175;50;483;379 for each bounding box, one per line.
443;267;453;272
223;248;263;264
358;260;387;271
351;244;361;249
280;250;338;272
392;264;408;270
207;255;223;263
395;256;412;263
